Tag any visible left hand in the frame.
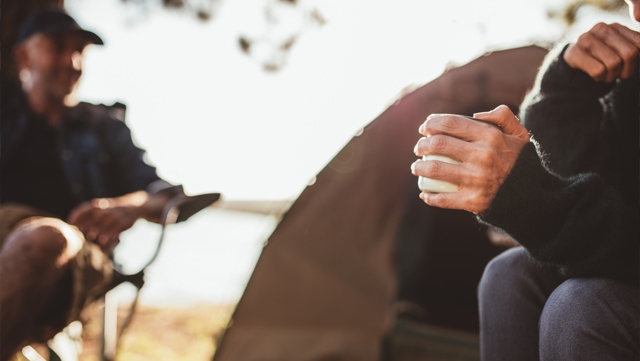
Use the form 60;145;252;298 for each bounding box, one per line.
564;22;640;83
411;105;530;214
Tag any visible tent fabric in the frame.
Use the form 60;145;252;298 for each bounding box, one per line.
214;46;549;361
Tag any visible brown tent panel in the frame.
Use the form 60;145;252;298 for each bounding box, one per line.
214;45;549;361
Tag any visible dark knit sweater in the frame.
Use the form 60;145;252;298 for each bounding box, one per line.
478;45;639;284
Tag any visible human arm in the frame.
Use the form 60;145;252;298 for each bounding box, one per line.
412;106;530;214
67;106;182;252
412;23;640;282
520;23;640;180
412;106;639;282
477;139;638;283
67;190;173;252
563;22;639;83
498;23;640;282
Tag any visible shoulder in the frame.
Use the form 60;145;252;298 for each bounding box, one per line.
65;101;132;139
72;101;127;124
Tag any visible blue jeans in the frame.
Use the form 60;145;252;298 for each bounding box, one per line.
478;247;639;361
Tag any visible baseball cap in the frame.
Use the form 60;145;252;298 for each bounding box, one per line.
17;7;104;45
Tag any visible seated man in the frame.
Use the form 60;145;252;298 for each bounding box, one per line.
411;3;639;360
0;8;181;360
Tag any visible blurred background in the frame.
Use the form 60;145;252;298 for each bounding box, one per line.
4;0;635;360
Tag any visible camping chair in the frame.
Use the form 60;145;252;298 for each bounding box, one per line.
20;192;221;361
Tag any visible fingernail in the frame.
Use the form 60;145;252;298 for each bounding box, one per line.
411;161;418;174
418;123;425;134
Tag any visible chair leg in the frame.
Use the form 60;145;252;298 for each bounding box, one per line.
21;346;47;361
48;347;62;361
100;292;118;361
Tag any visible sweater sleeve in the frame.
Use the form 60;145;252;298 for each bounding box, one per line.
519;45;616;179
478;44;639;283
478;142;639;283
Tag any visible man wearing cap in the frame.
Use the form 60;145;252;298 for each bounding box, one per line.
0;8;180;359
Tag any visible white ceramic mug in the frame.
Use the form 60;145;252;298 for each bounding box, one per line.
417;155;459;193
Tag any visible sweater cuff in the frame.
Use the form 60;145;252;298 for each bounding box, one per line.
540;44;614;98
477;141;566;239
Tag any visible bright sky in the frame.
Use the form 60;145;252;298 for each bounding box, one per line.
65;0;629;201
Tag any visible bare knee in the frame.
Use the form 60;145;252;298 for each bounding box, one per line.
0;219;84;359
1;218;83;268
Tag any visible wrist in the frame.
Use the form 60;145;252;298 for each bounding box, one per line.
104;191;148;219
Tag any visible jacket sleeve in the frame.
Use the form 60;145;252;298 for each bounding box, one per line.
101;116;182;197
477;45;639;283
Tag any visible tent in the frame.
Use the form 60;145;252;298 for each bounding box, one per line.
214;45;549;361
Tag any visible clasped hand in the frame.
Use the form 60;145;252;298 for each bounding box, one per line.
411;105;530;214
67;191;151;253
564;22;640;83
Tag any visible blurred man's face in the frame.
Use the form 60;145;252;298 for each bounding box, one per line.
16;31;90;103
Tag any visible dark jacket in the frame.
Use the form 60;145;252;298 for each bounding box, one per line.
1;93;177;208
479;45;639;284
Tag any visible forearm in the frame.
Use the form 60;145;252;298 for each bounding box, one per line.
520;45;615;177
478;142;639;283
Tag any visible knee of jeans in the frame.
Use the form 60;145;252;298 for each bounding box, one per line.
540;278;612;334
3;218;83;267
540;278;640;361
478;247;528;299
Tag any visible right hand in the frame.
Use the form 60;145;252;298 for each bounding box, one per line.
67;198;141;253
412;105;530;214
564;22;640;83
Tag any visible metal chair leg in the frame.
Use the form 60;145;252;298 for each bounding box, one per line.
101;292;118;361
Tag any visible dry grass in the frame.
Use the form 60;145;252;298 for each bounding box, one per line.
79;303;235;361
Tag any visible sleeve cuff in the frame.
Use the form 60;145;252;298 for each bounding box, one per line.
477;141;568;241
146;180;184;197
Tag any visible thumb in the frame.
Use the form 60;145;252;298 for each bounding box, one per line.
474;105;523;136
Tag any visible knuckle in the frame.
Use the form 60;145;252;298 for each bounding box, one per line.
485;128;503;145
424;161;442;177
576;32;594;47
606;56;622;70
431;194;449;208
604;57;624;73
415;137;429;155
631;31;640;46
610;22;623;30
621;47;638;63
477;150;495;168
590;64;606;79
429;135;448;152
439;198;450;209
591;22;608;33
423;121;436;135
494;104;511;115
439;116;459;132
